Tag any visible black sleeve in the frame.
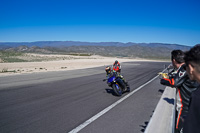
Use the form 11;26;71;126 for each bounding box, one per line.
160;66;187;87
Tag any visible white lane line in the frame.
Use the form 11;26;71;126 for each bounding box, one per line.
69;69;166;133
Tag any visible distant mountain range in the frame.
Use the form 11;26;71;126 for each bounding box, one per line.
0;41;191;49
0;41;192;60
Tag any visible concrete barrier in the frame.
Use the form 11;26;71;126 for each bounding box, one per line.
145;86;176;133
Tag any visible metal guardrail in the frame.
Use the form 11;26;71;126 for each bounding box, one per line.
145;86;176;133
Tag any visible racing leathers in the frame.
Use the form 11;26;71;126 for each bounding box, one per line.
160;65;199;133
113;62;121;73
112;62;126;83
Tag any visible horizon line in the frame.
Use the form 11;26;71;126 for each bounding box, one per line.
0;40;192;46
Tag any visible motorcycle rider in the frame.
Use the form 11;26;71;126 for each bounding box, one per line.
112;60;128;85
113;60;121;73
105;66;113;79
105;65;130;92
160;50;199;133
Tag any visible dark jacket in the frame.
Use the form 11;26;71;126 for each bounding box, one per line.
160;65;199;115
183;86;200;133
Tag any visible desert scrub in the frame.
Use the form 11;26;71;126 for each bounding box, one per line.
0;51;24;57
1;68;16;73
0;51;27;62
3;58;27;62
1;68;8;73
68;53;91;56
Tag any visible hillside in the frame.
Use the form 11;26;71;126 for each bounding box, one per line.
0;41;192;61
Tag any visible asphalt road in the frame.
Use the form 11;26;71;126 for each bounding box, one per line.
0;61;169;133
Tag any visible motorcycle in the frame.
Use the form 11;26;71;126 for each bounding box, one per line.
103;71;130;96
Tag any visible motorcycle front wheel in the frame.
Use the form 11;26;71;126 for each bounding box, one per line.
112;83;122;96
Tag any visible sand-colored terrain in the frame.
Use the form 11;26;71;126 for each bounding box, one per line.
0;54;154;77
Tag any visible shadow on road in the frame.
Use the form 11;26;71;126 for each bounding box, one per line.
158;89;164;93
105;88;118;96
140;110;155;132
140;121;149;132
163;97;174;105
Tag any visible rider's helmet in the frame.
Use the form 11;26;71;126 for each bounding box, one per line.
105;66;111;74
115;60;118;64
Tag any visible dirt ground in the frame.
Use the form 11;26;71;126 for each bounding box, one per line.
0;54;154;77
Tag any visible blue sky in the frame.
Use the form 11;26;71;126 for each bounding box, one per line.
0;0;200;46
